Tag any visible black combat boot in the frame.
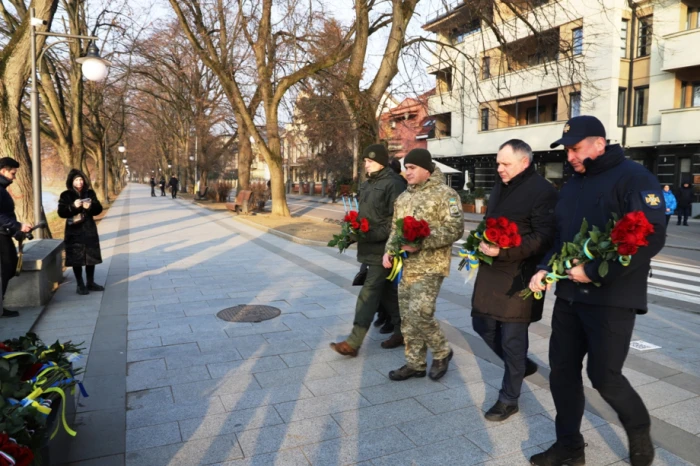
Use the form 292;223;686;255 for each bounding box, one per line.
484;400;519;422
428;349;453;381
628;428;654;466
389;365;426;381
530;443;586;465
76;276;89;295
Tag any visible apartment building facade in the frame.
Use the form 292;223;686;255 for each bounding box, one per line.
423;0;700;200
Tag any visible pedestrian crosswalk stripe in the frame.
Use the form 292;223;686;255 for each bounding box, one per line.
648;277;700;294
652;260;700;274
647;287;700;305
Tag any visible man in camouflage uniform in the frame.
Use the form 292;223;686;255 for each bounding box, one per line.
383;148;464;381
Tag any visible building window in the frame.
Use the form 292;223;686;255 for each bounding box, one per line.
480;108;489;131
634;86;649;126
551;103;558;121
572;28;583;55
617;88;627;126
620;19;629;58
569;92;581;118
681;81;700;108
482;57;491;79
637;16;653;57
688;6;700;30
526;106;545;124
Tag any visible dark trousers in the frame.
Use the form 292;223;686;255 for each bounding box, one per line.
677;206;691;225
171;188;178;199
473;316;530;405
549;298;650;448
73;265;96;284
0;235;17;298
665;215;671;226
160;186;166;196
353;265;401;333
150;186;156;197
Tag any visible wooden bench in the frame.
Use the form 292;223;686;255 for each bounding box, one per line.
4;239;64;308
225;190;252;214
195;186;209;200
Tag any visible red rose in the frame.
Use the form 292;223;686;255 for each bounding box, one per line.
21;362;43;382
417;220;430;238
485;218;497;228
497;217;509;228
351;221;360;230
618;243;638;255
485;228;500;243
359;218;369;233
512;234;522;247
498;235;511;248
507;222;519;235
344;211;359;223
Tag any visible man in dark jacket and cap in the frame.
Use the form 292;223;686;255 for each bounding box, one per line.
529;116;665;466
0;158;32;317
676;182;693;226
330;144;406;356
471;139;557;422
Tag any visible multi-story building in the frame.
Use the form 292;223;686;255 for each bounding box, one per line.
422;0;700;203
379;90;435;158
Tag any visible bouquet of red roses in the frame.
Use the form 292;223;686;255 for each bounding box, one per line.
328;210;370;253
386;216;431;281
520;211;654;299
458;217;521;282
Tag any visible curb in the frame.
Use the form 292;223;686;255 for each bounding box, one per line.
231;216;333;248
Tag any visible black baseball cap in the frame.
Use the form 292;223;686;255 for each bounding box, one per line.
550;115;606;148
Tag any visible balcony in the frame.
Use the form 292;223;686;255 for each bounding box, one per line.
661;28;700;71
659;107;700;143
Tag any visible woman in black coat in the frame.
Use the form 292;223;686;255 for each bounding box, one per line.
57;169;104;295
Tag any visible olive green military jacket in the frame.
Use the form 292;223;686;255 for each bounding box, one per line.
386;167;464;277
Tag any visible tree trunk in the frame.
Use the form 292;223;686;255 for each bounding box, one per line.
237;123;252;191
264;117;290;217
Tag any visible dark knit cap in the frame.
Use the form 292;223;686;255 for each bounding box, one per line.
404;148;435;173
362;144;389;167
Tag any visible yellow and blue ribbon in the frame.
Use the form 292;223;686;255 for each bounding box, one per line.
532;272;569;300
387;252;407;283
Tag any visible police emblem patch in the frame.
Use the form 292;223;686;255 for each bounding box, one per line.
369;152;376;159
641;191;662;209
563;124;570;133
448;197;460;217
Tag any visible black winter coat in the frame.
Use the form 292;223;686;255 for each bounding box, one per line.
0;175;20;235
58;169;104;267
356;167;406;266
471;164;558;323
541;145;666;313
677;185;694;207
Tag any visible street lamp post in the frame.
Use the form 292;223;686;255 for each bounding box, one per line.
30;9;110;238
118;144;126;191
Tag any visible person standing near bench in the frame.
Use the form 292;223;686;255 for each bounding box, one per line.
0;157;32;317
58;169;105;295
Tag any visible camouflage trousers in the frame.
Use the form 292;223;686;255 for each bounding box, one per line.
398;274;450;370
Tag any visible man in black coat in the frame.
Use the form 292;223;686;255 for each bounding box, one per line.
471;139;557;422
159;176;166;196
529;116;665;466
676;182;693;226
0;158;32;317
169;175;179;199
330;144;406;357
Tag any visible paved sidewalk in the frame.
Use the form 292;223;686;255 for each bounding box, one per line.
31;185;700;465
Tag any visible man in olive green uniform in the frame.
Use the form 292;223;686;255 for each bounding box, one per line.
330;144;407;357
383;148;464;381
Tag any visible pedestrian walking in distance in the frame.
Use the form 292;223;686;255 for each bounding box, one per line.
383;148;464;382
169;175;179;199
159;176;166;196
676;182;693;226
150;176;157;197
0;157;33;317
471;139;557;422
58;169;105;295
330;144;406;357
662;185;676;227
529;116;665;466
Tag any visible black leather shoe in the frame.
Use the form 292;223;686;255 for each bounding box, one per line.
87;282;105;292
379;322;394;334
525;359;538;377
484;400;519;422
76;284;89;295
373;313;387;327
428;349;453;381
628;428;654;466
530;442;586;465
389;365;426;381
2;308;19;318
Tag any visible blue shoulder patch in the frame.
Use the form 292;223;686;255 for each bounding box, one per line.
641;191;663;209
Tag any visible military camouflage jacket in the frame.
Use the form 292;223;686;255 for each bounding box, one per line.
386;167;465;277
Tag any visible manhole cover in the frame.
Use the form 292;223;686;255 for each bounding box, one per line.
216;305;281;323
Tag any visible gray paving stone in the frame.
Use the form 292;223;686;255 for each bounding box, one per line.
280;349;350;368
396;405;489;445
274;391;373;423
371;436;491;466
165;349;243;370
326;352;408;377
332;398;433;434
127;386;173;410
208;356;289;379
635;381;697;410
198;335;268;353
474;446;544;465
124;434;243;466
127;397;228;429
542;409;607;433
160;329;228;345
648;447;697;466
465;414;556;457
438;360;505;388
211;448;310;466
127;342;199;362
219;384;315;412
651;397;700;435
253;362;337;388
126;364;211;392
127;358;166;376
303;370;390;397
358;377;449;405
236;415;344;457
224;321;292;338
301;425;414;465
126;421;182;452
171;375;261;402
126;336;162;350
573;423;629;465
179;405;284;440
236;340;312;359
